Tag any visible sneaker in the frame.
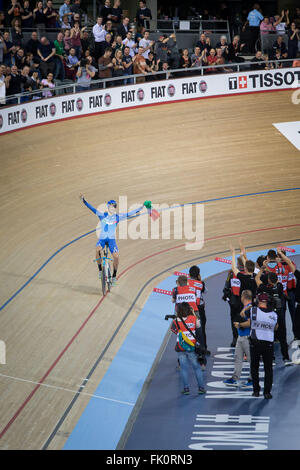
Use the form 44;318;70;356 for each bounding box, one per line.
252;391;260;397
198;387;206;394
283;358;293;367
264;393;272;399
224;378;238;386
272;358;276;366
241;379;253;388
182;388;190;395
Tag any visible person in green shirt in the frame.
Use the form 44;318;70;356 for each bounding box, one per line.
54;32;66;80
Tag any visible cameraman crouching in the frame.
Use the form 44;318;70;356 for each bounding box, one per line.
76;57;96;91
170;302;206;395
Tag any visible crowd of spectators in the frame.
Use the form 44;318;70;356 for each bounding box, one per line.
1;1;300;105
169;239;300;398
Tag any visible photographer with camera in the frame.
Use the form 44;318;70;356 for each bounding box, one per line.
168;302;206;395
76;56;96;91
256;265;292;366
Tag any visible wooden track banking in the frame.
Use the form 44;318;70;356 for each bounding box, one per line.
0;90;299;449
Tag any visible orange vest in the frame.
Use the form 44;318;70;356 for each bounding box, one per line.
174;285;198;312
188;279;204;306
174;315;197;346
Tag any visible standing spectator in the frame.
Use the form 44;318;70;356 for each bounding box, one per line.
0;33;7;65
100;0;112;25
191;46;205;70
196;33;211;54
11;18;23;47
59;0;72;23
260;16;275;35
33;1;46;31
288;23;299;59
6;1;23;26
114;34;124;53
224;290;253;387
3;31;14;65
80;30;91;55
154;34;169;64
41;71;55;97
249;292;278;399
170;302;206;395
0;12;5;33
117;16;130;40
37;36;56;78
21;1;34;29
4;64;23;104
228;35;245;63
98;47;113;85
92;16;106;60
70;21;84;58
271;35;288;59
122;31;136;57
179;48;191;71
63;28;72;53
25;31;40;59
274;10;290;35
70;0;83;18
44;0;58;29
242;3;263;52
135;0;152;30
112;48;124;85
102;32;114;56
76;56;96;91
54;32;65;80
133;45;151;82
14;47;25;70
139;30;154;59
122;45;133;84
293;7;300;30
105;20;115;41
111;0;123;27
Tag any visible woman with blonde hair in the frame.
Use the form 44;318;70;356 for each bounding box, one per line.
112;48;124;86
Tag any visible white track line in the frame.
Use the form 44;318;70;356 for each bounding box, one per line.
0;373;135;407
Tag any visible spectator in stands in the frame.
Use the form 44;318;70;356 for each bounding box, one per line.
112;48;124;85
272;35;288;60
191;46;206;70
154;34;169;64
170;302;206;395
41;71;55;97
0;32;7;62
263;53;273;69
215;47;230;72
21;1;34;29
70;21;84;58
215;35;229;60
196;33;211;54
242;3;263;53
293;7;300;29
15;47;25;70
179;48;191;71
37;36;56;78
133;45;151;82
71;12;82;28
204;48;218;73
3;31;14;65
59;0;72;23
76;56;96;91
146;51;159;78
54;32;65;80
25;31;40;59
260;16;275;35
70;0;83;18
122;31;136;57
114;35;124;54
44;0;58;29
28;69;41;98
63;28;72;53
61;14;71;29
0;64;6;106
292;51;300;67
100;0;112;25
33;1;46;30
80;30;91;55
228;35;245;63
139;30;154;59
135;1;152;30
250;50;265;69
98;46;113;85
274;10;290;35
0;11;6;33
7;1;23;26
288;23;299;59
122;46;133;84
102;32;114;56
4;64;23;104
111;0;123;27
117;17;130;40
11;18;23;47
93;16;106;60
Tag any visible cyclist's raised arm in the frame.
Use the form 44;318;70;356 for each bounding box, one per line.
80;194;104;218
119;205;144;220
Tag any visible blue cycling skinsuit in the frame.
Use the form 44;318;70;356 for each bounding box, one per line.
82;198;144;253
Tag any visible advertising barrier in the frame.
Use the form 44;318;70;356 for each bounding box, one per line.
0;68;299;135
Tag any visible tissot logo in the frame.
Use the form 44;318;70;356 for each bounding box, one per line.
167;84;175;97
137;88;144;101
76;97;84;111
21;109;27;123
104;93;112;106
199;80;207;93
49;103;56;116
229;76;248;90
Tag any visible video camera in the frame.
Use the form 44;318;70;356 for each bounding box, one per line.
164;314;176;320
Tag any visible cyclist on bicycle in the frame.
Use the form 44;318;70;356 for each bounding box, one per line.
80;195;152;285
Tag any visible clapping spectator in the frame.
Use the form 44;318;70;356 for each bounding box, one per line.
288;23;299;59
228;35;245;63
111;0;123;27
112;48;124;85
117;17;130;40
11;18;23;47
191;46;206;70
63;28;72;53
274;10;290;35
5;64;23;104
15;47;25;70
196;33;211;55
98;47;113;85
114;35;124;54
21;0;34;29
33;1;46;30
44;0;58;29
204;48;219;73
272;35;288;59
135;0;152;30
179;48;191;71
41;71;55;97
133;45;151;82
215;35;229;60
122;46;133;84
7;1;23;26
260;16;275;35
70;21;84;58
139;30;154;59
122;31;136;57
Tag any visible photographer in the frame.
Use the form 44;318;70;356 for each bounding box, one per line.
256;266;292;366
169;302;206;395
76;57;96;91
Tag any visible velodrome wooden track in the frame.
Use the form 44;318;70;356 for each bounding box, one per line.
0;90;300;450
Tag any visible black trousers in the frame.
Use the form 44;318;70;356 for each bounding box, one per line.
276;308;289;360
250;339;273;394
198;305;207;349
295;303;300;340
249;26;260;52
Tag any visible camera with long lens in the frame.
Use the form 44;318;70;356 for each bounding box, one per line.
80;58;88;67
164;314;176;320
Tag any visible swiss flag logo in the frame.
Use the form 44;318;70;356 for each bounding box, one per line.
238;76;248;89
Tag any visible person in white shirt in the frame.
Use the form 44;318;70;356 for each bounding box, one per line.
274;9;290;35
139;30;154;59
93;17;107;59
122;31;137;57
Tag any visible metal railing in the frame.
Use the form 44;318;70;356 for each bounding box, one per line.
2;57;298;107
156;19;230;34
